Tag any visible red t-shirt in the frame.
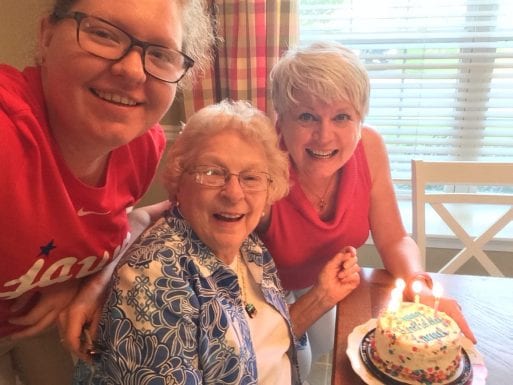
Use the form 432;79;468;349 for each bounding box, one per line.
260;142;371;290
0;65;166;336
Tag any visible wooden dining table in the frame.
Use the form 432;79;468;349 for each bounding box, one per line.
331;267;513;385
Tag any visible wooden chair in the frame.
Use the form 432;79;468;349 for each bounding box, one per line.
411;160;513;276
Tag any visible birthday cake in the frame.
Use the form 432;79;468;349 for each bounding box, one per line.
371;301;463;384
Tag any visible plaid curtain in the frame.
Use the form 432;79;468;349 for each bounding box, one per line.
183;0;297;120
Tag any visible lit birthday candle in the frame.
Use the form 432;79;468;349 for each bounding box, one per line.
387;298;400;313
395;278;406;302
387;288;401;313
412;280;423;304
433;281;443;317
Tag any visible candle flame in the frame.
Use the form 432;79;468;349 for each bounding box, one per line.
395;278;406;290
433;281;443;298
412;280;423;294
388;299;400;313
390;287;400;300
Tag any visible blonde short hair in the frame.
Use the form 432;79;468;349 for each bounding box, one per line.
162;99;289;204
271;41;370;120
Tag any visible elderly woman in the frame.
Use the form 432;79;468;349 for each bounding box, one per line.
257;41;476;378
73;100;360;384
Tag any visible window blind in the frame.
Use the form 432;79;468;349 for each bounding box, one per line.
299;0;513;183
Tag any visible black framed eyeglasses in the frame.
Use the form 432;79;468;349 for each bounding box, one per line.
52;11;194;83
189;165;272;192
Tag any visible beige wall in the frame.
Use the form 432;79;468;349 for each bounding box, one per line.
0;0;54;69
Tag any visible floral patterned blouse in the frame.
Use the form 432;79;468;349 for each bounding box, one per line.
73;208;300;385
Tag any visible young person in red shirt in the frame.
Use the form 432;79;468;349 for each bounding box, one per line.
0;1;213;384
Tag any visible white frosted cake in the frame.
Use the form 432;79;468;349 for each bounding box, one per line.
371;302;462;383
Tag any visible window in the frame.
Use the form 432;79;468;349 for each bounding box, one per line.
299;0;513;194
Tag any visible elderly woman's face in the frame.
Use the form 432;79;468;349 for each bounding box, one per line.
277;95;361;180
177;131;269;262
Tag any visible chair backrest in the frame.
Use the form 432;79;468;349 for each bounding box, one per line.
411;160;513;276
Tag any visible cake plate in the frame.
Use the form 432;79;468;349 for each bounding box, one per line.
346;319;488;385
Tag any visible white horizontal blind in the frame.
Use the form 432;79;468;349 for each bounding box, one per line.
299;0;513;183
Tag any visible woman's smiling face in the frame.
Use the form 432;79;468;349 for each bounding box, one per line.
39;0;182;152
176;131;270;262
277;95;362;179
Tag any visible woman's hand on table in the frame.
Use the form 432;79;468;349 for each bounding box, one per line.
434;296;477;344
407;275;477;344
418;290;477;344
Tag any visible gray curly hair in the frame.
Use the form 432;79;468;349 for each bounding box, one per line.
162;99;290;205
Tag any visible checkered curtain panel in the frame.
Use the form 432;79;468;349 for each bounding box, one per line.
183;0;297;120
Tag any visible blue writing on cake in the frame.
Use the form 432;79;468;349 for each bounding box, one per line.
419;326;449;342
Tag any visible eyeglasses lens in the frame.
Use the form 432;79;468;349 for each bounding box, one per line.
193;167;270;192
74;14;191;83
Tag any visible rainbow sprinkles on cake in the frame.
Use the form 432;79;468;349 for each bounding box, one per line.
371;301;463;384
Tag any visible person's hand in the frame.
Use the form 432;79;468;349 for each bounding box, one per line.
8;279;80;340
314;246;361;308
58;274;107;362
288;246;361;337
422;295;477;344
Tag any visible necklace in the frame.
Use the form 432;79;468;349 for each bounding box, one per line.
236;254;257;318
302;173;337;211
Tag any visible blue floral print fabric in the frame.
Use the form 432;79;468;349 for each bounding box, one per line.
73;207;300;385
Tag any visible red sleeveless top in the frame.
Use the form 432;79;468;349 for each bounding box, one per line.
260;142;371;290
